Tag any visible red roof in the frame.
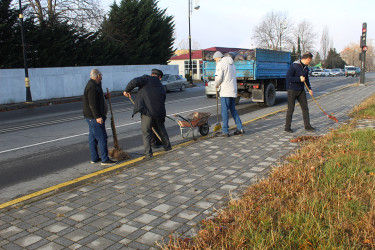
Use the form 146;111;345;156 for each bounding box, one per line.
170;47;247;60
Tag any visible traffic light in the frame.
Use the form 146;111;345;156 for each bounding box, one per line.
361;22;367;47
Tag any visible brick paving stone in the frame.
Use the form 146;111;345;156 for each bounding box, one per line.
1;83;374;248
37;242;65;250
14;234;43;248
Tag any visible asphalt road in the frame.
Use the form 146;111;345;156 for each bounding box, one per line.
0;74;371;203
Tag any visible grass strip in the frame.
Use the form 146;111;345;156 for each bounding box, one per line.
161;94;375;249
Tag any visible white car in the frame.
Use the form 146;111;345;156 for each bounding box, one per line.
205;81;217;98
330;69;341;77
311;69;323;77
321;69;331;77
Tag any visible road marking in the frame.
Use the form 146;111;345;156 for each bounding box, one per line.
0;96;206;134
0;104;217;154
0;84;355;210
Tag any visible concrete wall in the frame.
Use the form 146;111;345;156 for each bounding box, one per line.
0;65;178;104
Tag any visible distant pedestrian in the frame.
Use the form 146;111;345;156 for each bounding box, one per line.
213;51;244;137
285;52;316;133
83;69;117;166
123;69;172;158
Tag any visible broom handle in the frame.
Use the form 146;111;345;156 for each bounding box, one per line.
303;82;328;115
128;96;162;142
216;89;219;123
106;88;119;149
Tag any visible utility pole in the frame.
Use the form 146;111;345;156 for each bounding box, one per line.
360;22;367;84
19;0;32;102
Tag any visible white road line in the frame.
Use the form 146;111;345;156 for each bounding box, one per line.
0;104;217;154
1;96;206;133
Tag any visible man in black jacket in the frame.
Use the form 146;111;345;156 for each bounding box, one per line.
285;52;316;133
83;69;116;165
123;69;171;158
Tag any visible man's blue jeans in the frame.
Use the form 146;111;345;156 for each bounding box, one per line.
86;118;109;162
220;97;243;134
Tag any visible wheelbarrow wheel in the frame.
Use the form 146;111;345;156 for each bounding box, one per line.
199;124;210;136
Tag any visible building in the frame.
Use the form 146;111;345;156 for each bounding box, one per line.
168;47;246;81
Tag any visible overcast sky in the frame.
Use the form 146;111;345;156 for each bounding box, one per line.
101;0;374;53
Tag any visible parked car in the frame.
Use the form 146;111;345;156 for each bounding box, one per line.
205;80;216;98
179;75;188;82
322;69;331;77
356;67;361;75
330;68;342;77
161;74;186;92
311;69;323;77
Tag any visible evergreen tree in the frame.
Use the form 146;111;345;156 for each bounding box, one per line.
312;52;322;67
0;0;23;68
324;48;346;69
102;0;175;65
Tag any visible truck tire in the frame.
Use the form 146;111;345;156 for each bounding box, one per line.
235;96;240;105
262;83;276;107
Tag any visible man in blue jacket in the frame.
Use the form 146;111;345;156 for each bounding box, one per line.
285;52;316;133
123;69;172;158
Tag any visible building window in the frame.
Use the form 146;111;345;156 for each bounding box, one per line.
184;60;198;75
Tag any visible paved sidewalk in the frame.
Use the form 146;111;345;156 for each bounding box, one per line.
0;83;374;249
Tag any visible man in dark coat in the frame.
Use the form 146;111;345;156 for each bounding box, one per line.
285;52;316;133
123;69;172;158
83;68;116;165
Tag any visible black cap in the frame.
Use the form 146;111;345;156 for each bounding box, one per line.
151;69;163;77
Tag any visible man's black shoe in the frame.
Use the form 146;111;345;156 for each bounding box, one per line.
285;128;293;133
165;147;172;151
101;159;117;166
216;132;230;137
144;154;153;159
305;126;316;132
90;158;101;164
233;129;245;135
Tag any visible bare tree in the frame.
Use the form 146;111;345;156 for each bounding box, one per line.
12;0;104;29
320;26;330;60
252;11;293;50
341;40;374;71
293;20;316;53
178;38;200;50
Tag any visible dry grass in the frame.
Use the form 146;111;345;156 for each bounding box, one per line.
160;95;375;249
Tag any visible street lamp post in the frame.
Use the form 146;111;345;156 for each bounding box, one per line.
18;0;32;103
188;0;199;86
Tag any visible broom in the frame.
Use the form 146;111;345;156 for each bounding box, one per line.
128;96;163;142
106;88;130;160
303;82;338;123
213;88;222;132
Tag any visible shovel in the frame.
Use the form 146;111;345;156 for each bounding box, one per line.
106;88;130;160
213;88;222;132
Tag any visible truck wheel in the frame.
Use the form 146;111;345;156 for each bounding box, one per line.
235;96;240;105
263;83;276;107
206;95;214;98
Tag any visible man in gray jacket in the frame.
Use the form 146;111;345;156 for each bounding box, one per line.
213;51;244;137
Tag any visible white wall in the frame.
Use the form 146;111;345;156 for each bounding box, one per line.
0;65;178;104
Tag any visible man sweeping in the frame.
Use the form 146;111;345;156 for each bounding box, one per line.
123;69;172;158
284;52;316;133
